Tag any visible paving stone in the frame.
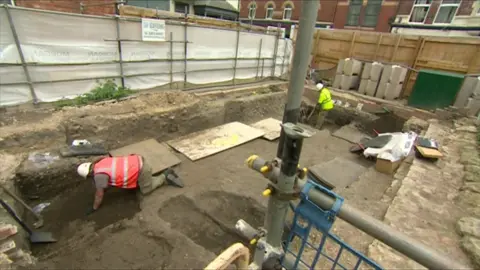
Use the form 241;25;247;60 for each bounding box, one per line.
461;236;480;268
457;217;480;238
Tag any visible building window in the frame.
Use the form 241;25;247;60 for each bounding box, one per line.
175;1;189;14
346;0;362;26
363;0;382;27
283;3;292;20
266;3;274;19
127;0;169;10
248;2;256;19
434;0;461;24
0;0;14;5
409;0;432;23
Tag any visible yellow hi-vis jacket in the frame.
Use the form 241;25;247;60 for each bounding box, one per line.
318;87;334;111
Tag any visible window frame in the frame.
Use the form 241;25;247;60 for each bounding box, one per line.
362;0;383;27
265;4;274;19
248;2;257;19
408;0;433;24
345;0;363;26
433;0;461;24
0;0;15;5
283;4;292;20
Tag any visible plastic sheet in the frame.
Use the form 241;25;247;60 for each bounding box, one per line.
0;7;292;106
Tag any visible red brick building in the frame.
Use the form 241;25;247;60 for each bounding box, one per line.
239;0;480;37
3;0;116;15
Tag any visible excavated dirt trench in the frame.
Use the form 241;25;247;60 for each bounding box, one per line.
2;87;410;269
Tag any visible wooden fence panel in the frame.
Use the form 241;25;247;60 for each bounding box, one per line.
311;29;480;97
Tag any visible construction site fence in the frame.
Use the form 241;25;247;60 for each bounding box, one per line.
0;5;293;107
310;29;480;97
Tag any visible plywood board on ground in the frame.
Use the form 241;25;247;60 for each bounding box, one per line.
167;122;265;161
308;157;367;190
251;118;282;141
110;138;181;175
332;123;371;144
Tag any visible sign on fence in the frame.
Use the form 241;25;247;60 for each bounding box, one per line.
142;18;166;42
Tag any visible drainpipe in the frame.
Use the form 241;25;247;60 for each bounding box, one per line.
276;0;319;158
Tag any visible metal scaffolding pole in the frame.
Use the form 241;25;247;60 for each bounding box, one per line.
183;6;188;89
276;0;319;158
233;25;240;85
5;5;38;104
114;16;125;88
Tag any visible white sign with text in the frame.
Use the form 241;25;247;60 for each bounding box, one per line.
142;18;166;42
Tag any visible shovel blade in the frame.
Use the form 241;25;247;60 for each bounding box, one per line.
30;232;57;243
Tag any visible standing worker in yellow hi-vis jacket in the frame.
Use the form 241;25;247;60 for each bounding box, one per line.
314;82;334;129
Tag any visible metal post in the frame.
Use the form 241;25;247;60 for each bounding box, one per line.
183;6;188;89
114;6;125;88
280;39;288;79
255;39;263;80
271;23;281;78
276;0;319;158
232;25;240;86
5;5;38;104
246;158;467;270
169;32;173;89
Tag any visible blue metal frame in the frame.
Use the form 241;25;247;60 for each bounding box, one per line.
282;179;384;270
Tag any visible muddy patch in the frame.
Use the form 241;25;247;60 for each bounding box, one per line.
31;180;140;257
159;192;265;254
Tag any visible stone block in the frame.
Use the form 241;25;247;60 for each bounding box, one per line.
390;66;407;84
342;58;362;76
359;79;368;94
333;74;342;88
379;65;392;85
454;76;479;108
375;82;388;99
336;59;345;75
384;83;403;100
0;225;17;241
361;63;371;79
365;80;379;96
370;62;384;81
340;75;360;90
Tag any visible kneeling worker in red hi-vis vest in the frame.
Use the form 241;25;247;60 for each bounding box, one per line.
77;154;183;215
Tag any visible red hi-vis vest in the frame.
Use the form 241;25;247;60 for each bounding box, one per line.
93;155;141;189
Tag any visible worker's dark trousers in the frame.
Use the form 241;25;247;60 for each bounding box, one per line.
311;107;328;129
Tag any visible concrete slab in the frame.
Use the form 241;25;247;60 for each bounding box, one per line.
251;118;282;141
110;138;181;175
332;123;371;144
308;157;367;189
167;122;265;161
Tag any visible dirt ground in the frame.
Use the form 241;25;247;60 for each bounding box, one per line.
22;125;393;269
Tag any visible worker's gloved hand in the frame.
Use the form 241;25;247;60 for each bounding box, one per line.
86;207;96;216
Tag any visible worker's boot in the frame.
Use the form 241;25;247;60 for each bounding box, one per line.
163;168;184;188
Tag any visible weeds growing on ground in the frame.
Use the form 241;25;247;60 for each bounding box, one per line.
55;80;134;108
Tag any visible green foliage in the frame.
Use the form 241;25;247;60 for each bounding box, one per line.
55;80;134;108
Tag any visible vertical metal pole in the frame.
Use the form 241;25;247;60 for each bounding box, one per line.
232;25;240;86
276;0;319;160
255;39;263;79
115;11;125;88
5;5;38;104
169;32;173;89
271;23;281;78
280;39;288;79
183;6;188;89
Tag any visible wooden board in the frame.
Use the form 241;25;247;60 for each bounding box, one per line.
110;138;181;175
332;123;371;144
251;118;282;141
308;157;367;190
167;122;265;161
415;146;443;158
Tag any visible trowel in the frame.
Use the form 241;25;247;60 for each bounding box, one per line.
0;199;57;244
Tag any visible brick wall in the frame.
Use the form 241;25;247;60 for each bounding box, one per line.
14;0;116;15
